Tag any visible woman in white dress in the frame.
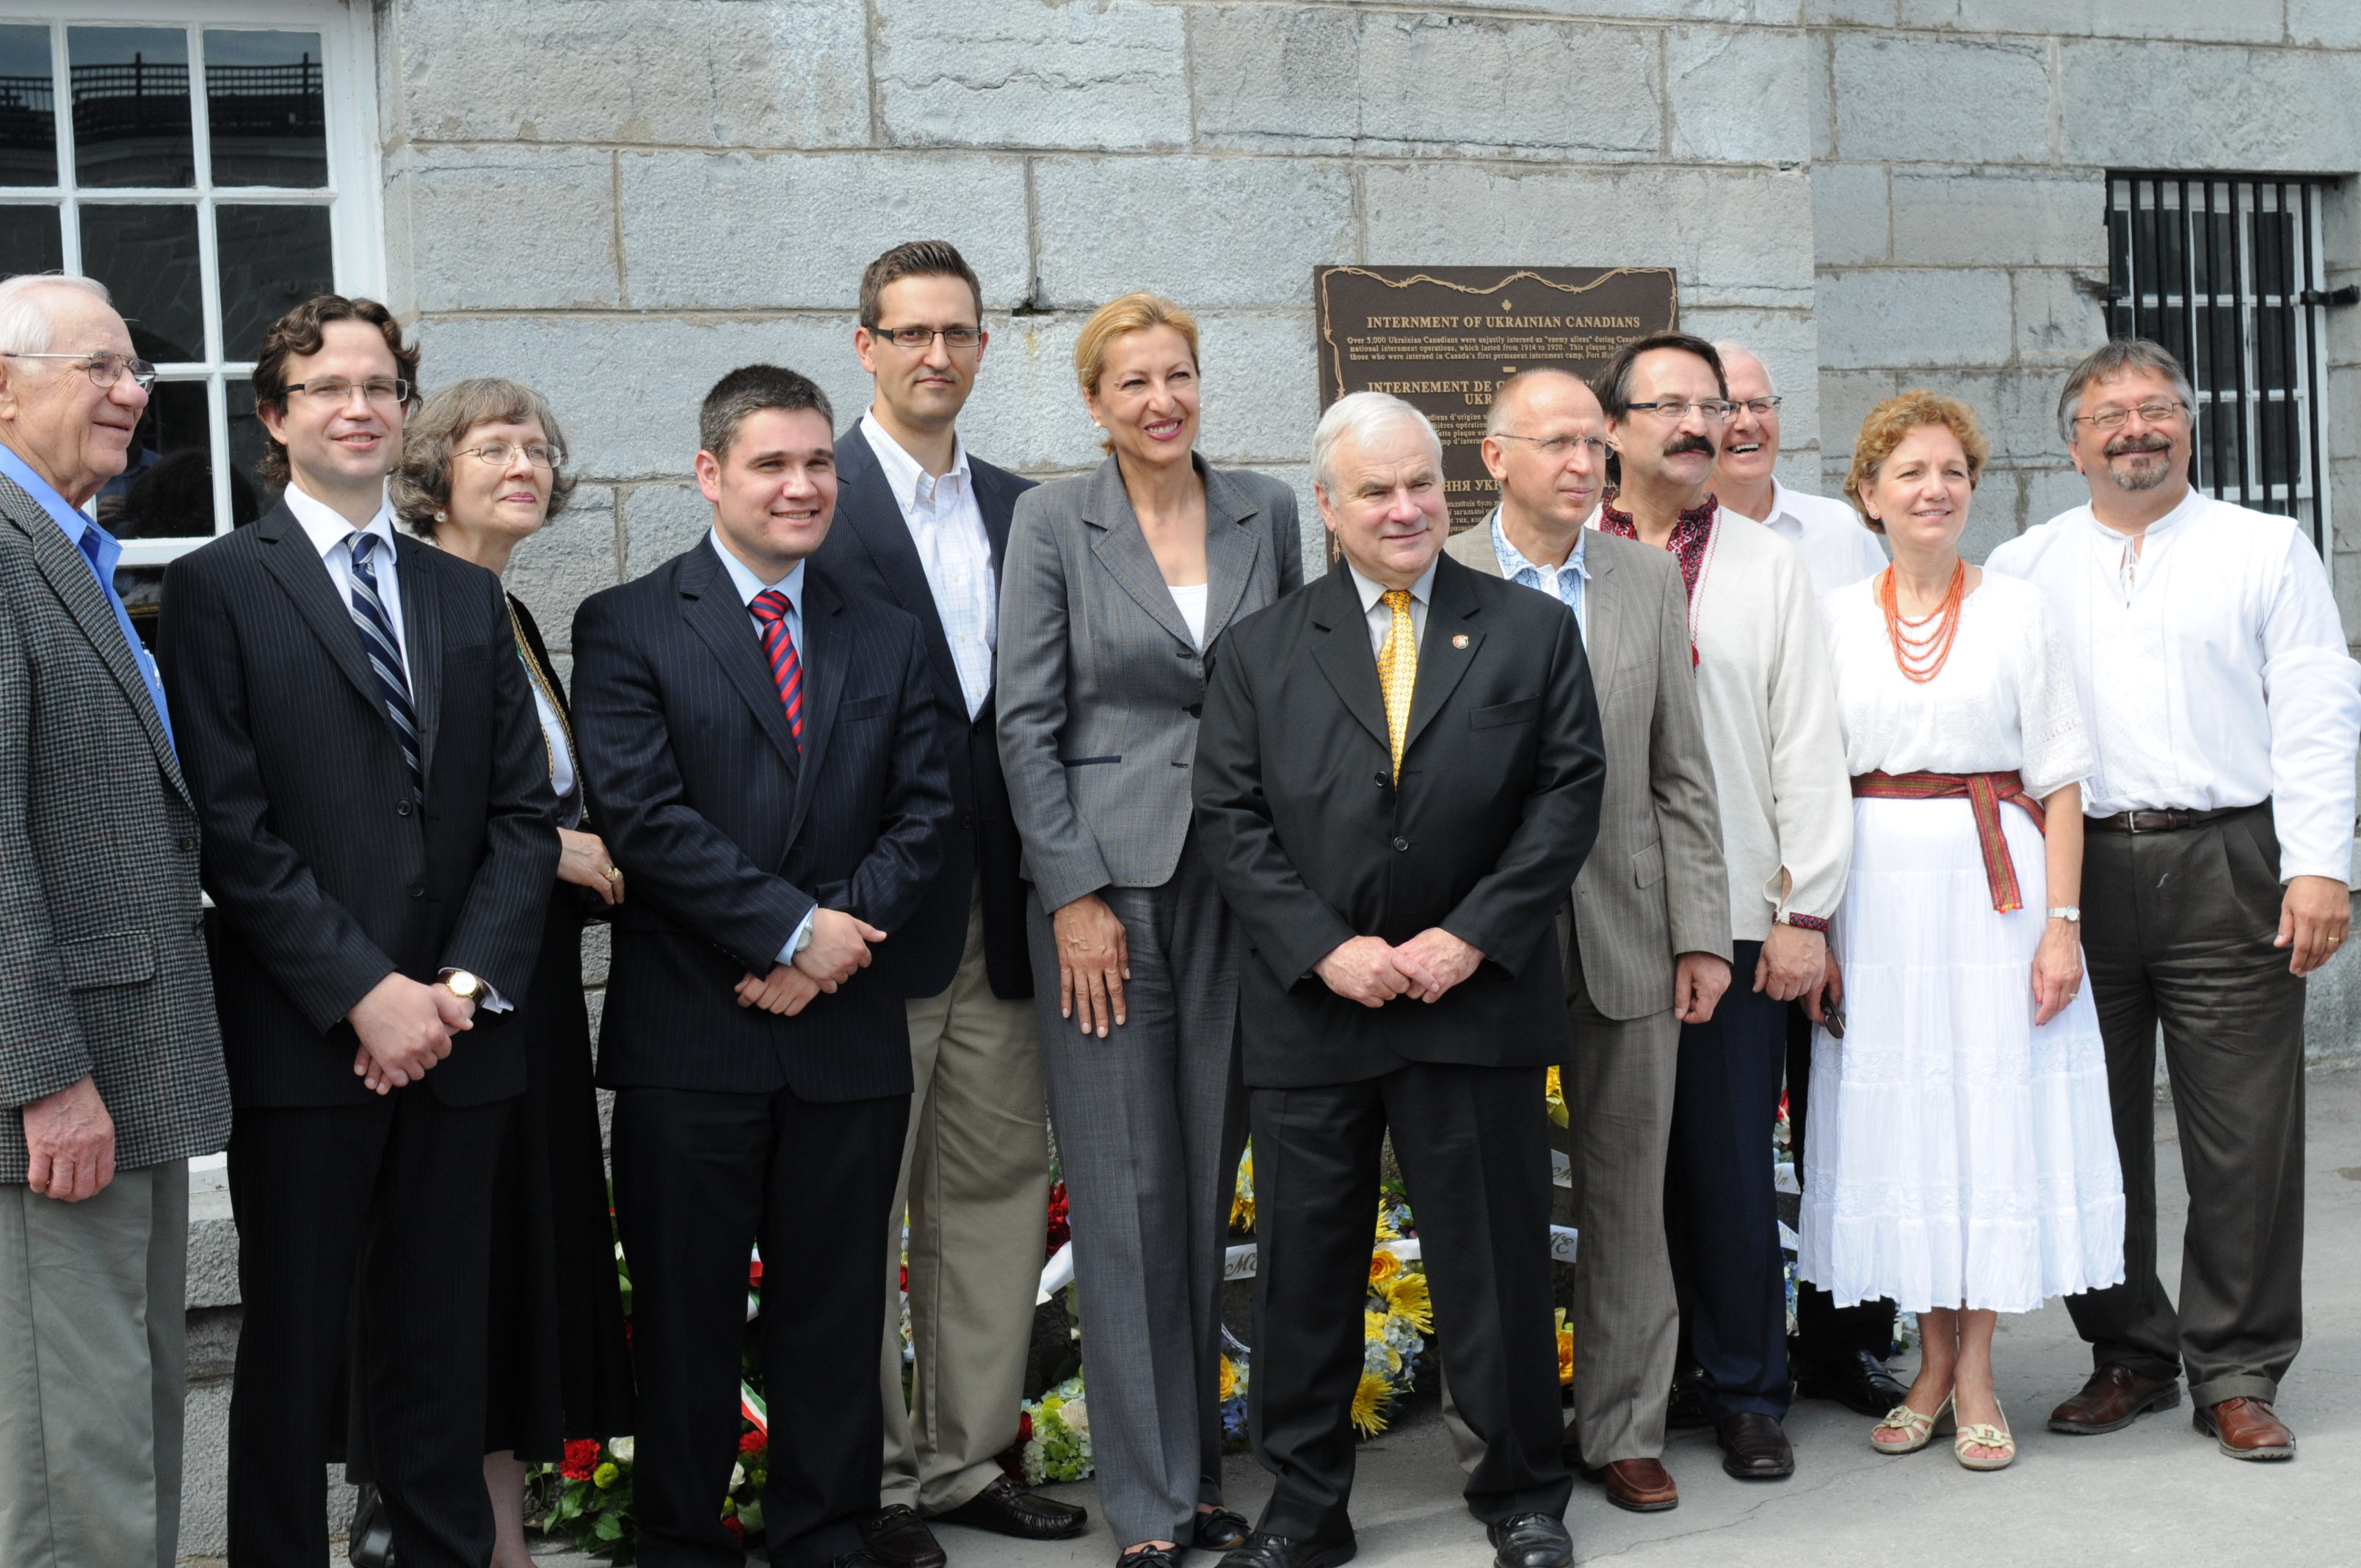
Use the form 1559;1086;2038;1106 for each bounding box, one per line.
1798;391;2125;1471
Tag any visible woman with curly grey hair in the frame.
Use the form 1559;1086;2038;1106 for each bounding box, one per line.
367;377;634;1568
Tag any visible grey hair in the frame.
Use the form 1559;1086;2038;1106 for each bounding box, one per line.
392;377;578;537
1484;366;1591;438
0;273;112;357
2056;339;2196;447
1312;391;1444;493
1713;341;1774;396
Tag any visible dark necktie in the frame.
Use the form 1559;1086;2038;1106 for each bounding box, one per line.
346;532;424;796
748;588;805;750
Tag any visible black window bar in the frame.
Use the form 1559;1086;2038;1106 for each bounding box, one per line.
2105;173;2349;556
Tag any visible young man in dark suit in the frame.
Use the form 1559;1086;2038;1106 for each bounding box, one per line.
1192;392;1606;1568
570;365;952;1568
159;295;558;1568
815;241;1081;1568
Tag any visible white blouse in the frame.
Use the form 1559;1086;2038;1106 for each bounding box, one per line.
1168;581;1210;650
1820;571;2093;802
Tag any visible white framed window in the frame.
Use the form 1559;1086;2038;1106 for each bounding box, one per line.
0;0;380;592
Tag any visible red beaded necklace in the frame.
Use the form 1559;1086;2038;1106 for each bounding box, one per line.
1878;559;1968;683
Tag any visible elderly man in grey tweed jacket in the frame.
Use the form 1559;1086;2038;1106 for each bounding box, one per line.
0;272;230;1568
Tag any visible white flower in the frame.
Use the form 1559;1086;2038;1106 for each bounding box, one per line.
606;1437;634;1466
1062;1398;1089;1436
730;1462;747;1492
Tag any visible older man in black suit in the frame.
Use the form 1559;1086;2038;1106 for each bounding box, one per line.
161;294;558;1568
570;364;951;1568
1193;392;1605;1568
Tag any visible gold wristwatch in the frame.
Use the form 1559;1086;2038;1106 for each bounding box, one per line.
439;968;486;1001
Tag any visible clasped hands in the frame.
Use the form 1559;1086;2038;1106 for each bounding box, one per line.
735;908;888;1016
349;970;477;1095
1316;929;1484;1008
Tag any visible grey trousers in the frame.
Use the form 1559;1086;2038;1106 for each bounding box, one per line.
1028;846;1245;1549
0;1159;189;1568
882;885;1051;1514
1443;943;1680;1471
2067;807;2310;1407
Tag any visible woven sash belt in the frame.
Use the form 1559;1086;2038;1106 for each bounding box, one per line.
1852;769;2046;913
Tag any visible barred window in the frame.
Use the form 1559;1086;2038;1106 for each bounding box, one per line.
2105;174;2346;551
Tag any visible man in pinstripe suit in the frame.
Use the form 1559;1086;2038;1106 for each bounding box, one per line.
0;273;230;1568
161;296;559;1568
571;364;951;1568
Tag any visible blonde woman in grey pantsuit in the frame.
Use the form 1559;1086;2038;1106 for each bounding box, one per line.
996;293;1302;1568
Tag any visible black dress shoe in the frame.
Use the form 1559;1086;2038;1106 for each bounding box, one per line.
1218;1531;1359;1568
1797;1350;1911;1418
1486;1511;1573;1568
347;1484;396;1568
1194;1506;1254;1550
1714;1412;1795;1479
828;1555;890;1568
1119;1547;1185;1568
934;1474;1089;1540
1665;1365;1711;1429
859;1504;947;1568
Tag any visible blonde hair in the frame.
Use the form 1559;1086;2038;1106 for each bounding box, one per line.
1074;293;1200;454
1843;390;1990;535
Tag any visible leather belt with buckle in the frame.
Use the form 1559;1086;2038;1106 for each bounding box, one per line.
2088;802;2263;834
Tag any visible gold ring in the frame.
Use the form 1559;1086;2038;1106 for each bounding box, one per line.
603;865;621;881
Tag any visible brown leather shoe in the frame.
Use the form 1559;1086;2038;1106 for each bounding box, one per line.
1578;1457;1678;1512
2194;1397;2296;1460
2047;1364;2180;1435
933;1474;1090;1540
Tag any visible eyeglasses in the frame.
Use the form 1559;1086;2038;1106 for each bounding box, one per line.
1493;432;1614;460
283;377;413;407
1;350;159;391
1730;396;1782;417
460;440;559;470
2074;399;2186;431
1624;399;1735;422
872;324;982;350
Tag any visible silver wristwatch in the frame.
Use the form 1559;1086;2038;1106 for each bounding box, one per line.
2048;906;2081;923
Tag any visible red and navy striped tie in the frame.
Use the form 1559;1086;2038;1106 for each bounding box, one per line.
748;589;804;750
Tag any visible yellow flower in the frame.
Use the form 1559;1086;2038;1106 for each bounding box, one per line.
1219;1355;1238;1403
592;1462;619;1490
1349;1372;1394;1436
1556;1308;1575;1386
1385;1273;1434;1332
1374;1204;1400;1242
1230;1150;1255;1233
1368;1249;1401;1290
1545;1065;1569;1129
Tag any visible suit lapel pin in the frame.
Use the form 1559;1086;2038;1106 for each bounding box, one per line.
1451;634;1469;649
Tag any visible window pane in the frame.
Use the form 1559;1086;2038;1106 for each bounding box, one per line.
78;203;203;362
226;378;284;513
0;203;62;276
217;204;333;360
95;379;215;539
0;25;56;187
69;26;192;189
204;31;324;189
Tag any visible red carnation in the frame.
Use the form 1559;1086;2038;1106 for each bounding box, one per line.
559;1440;601;1481
1045;1183;1071;1256
722;1515;746;1545
739;1427;767;1454
1016;1412;1033;1445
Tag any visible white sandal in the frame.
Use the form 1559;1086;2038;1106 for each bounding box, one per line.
1871;1394;1955;1455
1954;1405;2017;1471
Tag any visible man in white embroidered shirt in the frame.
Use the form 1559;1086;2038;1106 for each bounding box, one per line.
814;240;1084;1565
1987;338;2361;1463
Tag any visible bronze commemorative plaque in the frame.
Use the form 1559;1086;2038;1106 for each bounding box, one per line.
1314;265;1679;531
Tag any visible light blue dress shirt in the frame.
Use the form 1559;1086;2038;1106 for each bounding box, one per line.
709;531;819;964
1487;507;1589;647
0;443;174;752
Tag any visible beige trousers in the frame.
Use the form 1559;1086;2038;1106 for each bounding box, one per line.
880;888;1050;1514
0;1158;189;1568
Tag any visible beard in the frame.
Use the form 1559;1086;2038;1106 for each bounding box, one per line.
2105;440;2175;493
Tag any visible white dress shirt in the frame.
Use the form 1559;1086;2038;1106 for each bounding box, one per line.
1345;558;1435;656
1755;477;1888;600
861;410;995;720
709;532;819;959
285;480;412;689
1986;487;2361;883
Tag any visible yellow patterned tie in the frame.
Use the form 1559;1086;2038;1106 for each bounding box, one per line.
1377;588;1417;781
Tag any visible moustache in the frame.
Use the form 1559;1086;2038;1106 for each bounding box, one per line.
2106;435;2172;458
1664;437;1716;459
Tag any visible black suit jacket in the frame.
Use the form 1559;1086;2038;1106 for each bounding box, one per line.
813;424;1034;1000
570;537;951;1103
159;502;560;1108
1192;556;1606;1089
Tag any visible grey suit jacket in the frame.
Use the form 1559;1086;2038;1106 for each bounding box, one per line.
0;473;228;1180
1446;517;1729;1020
998;453;1302;912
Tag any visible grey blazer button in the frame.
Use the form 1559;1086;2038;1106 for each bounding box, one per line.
396;799;413;816
408;884;425;899
1393;837;1410;852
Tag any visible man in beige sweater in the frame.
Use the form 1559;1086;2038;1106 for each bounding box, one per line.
1592;333;1850;1483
